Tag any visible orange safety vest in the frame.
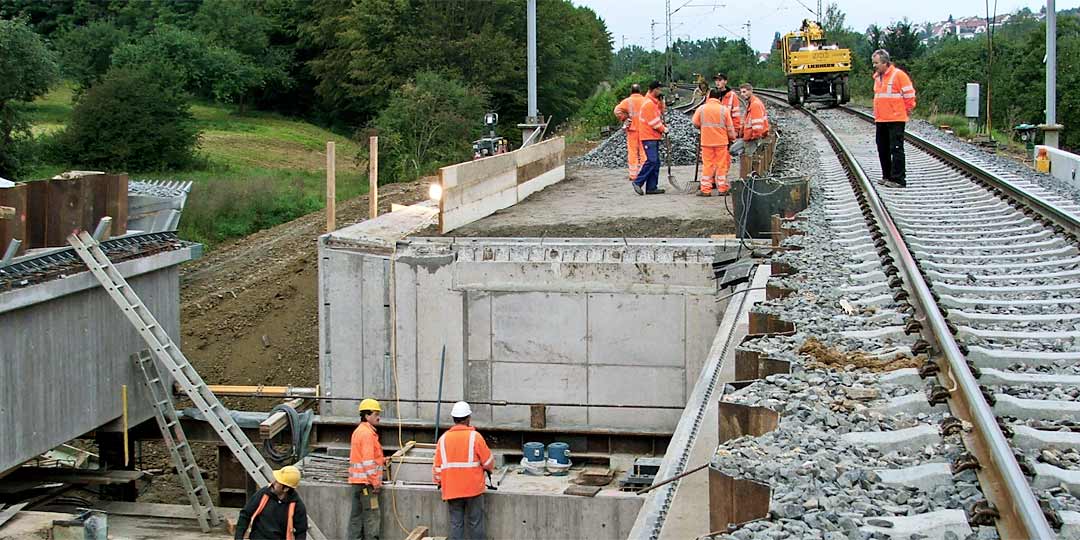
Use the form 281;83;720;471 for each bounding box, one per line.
692;98;736;147
614;93;646;132
432;425;494;501
719;90;742;133
247;493;296;540
873;65;916;122
348;422;384;488
741;95;770;141
637;95;666;141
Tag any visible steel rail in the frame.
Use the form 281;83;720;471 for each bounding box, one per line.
837;105;1080;238
756;90;1055;539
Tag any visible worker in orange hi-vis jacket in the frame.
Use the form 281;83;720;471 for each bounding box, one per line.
871;48;916;188
714;73;742;134
613;84;647;182
692;88;738;196
739;84;770;156
347;398;384;540
633;80;669;196
433;401;495;540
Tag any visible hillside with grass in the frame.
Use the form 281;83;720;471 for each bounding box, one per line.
19;83;370;247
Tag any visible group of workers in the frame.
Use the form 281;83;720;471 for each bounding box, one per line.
613;73;770;197
230;50;918;540
612;48;916;195
234;398;494;540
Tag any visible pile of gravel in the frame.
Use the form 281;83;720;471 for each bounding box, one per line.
575;111;701;168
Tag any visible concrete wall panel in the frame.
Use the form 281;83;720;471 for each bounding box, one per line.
588;366;686;407
684;294;720;395
391;259;419;419
588;406;683;432
492;292;586;364
361;256;389;401
492;362;586;403
588;293;685;367
323;249;366;416
466;291;492;361
415;263;464;403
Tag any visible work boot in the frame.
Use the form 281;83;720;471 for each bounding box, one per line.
880;179;903;188
633;183;644;196
696;190;711;197
646;188;666;195
717;187;730;196
876;177;891;186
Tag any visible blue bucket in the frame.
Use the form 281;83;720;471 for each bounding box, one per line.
523;442;545;463
546;442;570;465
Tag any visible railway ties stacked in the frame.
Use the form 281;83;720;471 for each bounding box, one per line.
704;106;993;540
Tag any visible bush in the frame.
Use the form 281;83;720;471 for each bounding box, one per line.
56;68;199;170
369;71;489;183
178;176;321;246
0;18;58;179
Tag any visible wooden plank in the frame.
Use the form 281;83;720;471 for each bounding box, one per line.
404;525;430;540
0;502;27;528
46;176;94;247
7;467;143;485
563;485;600;497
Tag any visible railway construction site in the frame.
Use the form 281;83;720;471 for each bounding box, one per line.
4;19;1080;540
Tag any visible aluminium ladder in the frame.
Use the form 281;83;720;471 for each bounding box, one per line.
134;349;219;531
67;231;328;540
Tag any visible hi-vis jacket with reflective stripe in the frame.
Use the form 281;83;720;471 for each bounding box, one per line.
873;65;916;123
432;425;495;501
614;93;646;132
637;94;667;141
348;422;384;488
719;89;742;133
692;98;736;147
741;95;770;141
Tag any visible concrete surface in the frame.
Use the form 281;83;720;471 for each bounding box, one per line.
859;509;973;539
0;247;191;473
840;424;942;453
1036;144;1080;186
448;165;736;238
319;235;738;433
299;467;641;540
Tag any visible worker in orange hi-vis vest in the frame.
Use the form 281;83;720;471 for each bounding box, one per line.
692;88;738;196
739;84;770;156
433;401;495;540
634;80;669;196
347;398;384;540
714;73;742;134
871;49;916;188
613;84;647;182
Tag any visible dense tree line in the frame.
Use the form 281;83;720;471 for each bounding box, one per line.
0;0;612;178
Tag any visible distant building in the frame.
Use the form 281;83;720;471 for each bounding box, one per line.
920;13;1016;44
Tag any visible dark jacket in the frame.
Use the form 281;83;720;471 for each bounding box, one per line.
234;485;308;540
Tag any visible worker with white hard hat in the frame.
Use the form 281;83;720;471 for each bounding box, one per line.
432;401;495;540
234;465;309;540
347;398;384;540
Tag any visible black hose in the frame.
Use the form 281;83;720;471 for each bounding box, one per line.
263;404;313;463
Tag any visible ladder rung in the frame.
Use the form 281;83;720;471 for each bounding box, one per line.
164;420;178;429
175;441;188;450
155;400;169;407
148;377;161;385
183;463;197;473
192;486;205;494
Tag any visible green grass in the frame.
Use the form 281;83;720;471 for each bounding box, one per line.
19;83;371;248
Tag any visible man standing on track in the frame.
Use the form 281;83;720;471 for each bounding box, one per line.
634;80;668;196
692;88;737;196
613;84;646;183
714;73;742;135
871;49;917;188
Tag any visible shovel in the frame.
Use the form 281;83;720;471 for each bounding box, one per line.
665;131;679;191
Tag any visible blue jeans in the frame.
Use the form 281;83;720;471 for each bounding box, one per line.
636;140;660;191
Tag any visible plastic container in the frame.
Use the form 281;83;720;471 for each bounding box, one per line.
545;442;572;476
522;442;546;476
1036;148;1051;173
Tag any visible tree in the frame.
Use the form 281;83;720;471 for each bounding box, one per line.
55;20;128;93
111;26;266;108
0;18;58;178
371;71;488;182
56;67;199;170
822;2;847;36
883;19;924;66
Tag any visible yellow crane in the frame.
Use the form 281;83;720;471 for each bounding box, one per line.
774;20;852;106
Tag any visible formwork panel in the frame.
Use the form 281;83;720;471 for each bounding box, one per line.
587;293;685;367
492;292;586;364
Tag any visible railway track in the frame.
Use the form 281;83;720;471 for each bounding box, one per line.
707;90;1080;538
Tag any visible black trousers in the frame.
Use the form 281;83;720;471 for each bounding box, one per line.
875;122;906;185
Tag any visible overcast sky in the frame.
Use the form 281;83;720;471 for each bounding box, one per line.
576;0;1080;53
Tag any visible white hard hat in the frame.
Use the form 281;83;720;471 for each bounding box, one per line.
451;401;472;418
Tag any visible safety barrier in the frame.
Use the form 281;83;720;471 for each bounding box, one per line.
437;137;565;233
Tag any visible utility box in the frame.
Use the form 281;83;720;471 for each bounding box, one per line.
965;83;980;119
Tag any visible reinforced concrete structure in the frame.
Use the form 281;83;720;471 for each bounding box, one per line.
318;217;741;434
0;241;195;474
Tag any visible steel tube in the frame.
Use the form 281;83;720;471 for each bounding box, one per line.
526;0;537;119
1047;0;1056;128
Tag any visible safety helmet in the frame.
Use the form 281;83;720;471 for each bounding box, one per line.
273;466;302;488
358;398;382;413
451;401;472;418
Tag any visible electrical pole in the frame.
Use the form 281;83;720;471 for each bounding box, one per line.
527;0;536;120
651;19;658;50
622;34;626;50
1043;0;1062;148
818;0;823;19
743;20;751;46
665;0;673;85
